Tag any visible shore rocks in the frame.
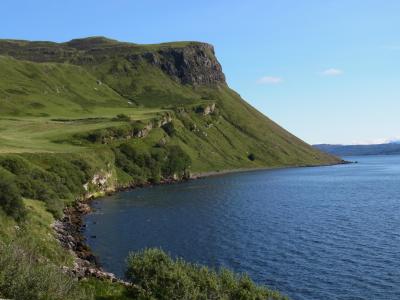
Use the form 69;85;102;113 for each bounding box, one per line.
52;201;127;283
53;175;191;285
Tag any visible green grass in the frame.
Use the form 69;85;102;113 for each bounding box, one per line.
0;199;73;266
0;109;164;153
0;36;339;299
0;37;338;168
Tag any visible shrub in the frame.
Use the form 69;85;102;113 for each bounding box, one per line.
113;147;144;178
162;145;191;177
112;113;131;122
86;129;107;143
0;155;94;218
248;153;256;161
0;168;25;220
0;156;31;175
0;240;90;300
125;248;287;300
162;122;176;136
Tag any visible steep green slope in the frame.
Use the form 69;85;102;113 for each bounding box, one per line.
0;56;129;117
0;36;338;299
0;36;338;168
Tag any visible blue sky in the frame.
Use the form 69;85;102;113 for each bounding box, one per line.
1;0;399;144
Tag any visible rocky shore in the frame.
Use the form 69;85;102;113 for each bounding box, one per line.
52;162;348;284
52;178;184;284
52;201;120;282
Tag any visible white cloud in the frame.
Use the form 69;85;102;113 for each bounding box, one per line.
321;68;343;76
350;136;400;145
257;76;283;85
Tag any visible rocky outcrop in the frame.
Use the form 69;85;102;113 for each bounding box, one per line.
52;169;190;284
203;103;216;116
136;123;153;138
0;38;226;87
195;103;216;116
53;202;124;283
139;44;226;86
83;171;115;199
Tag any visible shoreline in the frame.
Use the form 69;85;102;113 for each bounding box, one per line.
53;177;185;282
192;160;350;179
54;160;348;282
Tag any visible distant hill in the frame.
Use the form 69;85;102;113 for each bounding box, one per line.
0;36;338;169
314;143;400;156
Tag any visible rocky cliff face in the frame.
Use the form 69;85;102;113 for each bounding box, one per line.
139;44;226;86
0;37;226;87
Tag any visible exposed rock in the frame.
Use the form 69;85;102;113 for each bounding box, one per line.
0;38;226;87
53;201;129;285
195;103;216;116
136;123;153;138
91;173;110;187
128;44;226;86
157;113;173;127
203;103;216;116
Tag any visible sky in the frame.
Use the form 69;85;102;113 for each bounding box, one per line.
1;0;399;144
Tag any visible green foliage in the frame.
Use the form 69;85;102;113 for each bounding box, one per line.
0;168;25;220
162;145;191;177
113;113;131;122
79;278;132;300
248;153;256;161
0;37;338;299
0;240;90;300
162;121;176;136
114;143;191;182
0;154;96;218
126;248;287;300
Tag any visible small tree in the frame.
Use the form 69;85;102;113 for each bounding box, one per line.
248;153;256;161
162;122;176;136
0;169;25;220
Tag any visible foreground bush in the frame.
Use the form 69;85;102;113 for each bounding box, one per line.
126;248;287;300
0;240;90;300
0;168;25;220
0;154;94;218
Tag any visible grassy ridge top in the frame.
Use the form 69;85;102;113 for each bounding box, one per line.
0;36;211;63
0;36;339;167
0;37;337;299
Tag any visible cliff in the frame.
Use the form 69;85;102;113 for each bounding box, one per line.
0;36;339;175
0;37;225;86
0;36;335;299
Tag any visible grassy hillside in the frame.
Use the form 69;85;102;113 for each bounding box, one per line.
0;37;337;168
0;36;338;299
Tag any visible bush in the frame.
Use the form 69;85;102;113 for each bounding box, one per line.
248;153;256;161
162;145;191;177
0;240;90;300
86;129;107;143
0;154;96;218
162;122;176;136
125;248;287;300
0;168;25;220
112;113;131;122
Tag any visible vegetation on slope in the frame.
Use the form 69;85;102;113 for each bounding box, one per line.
0;36;338;299
126;248;287;300
0;201;287;299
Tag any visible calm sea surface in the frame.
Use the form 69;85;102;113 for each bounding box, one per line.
84;155;400;300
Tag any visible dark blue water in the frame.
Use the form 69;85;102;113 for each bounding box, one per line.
84;155;400;300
